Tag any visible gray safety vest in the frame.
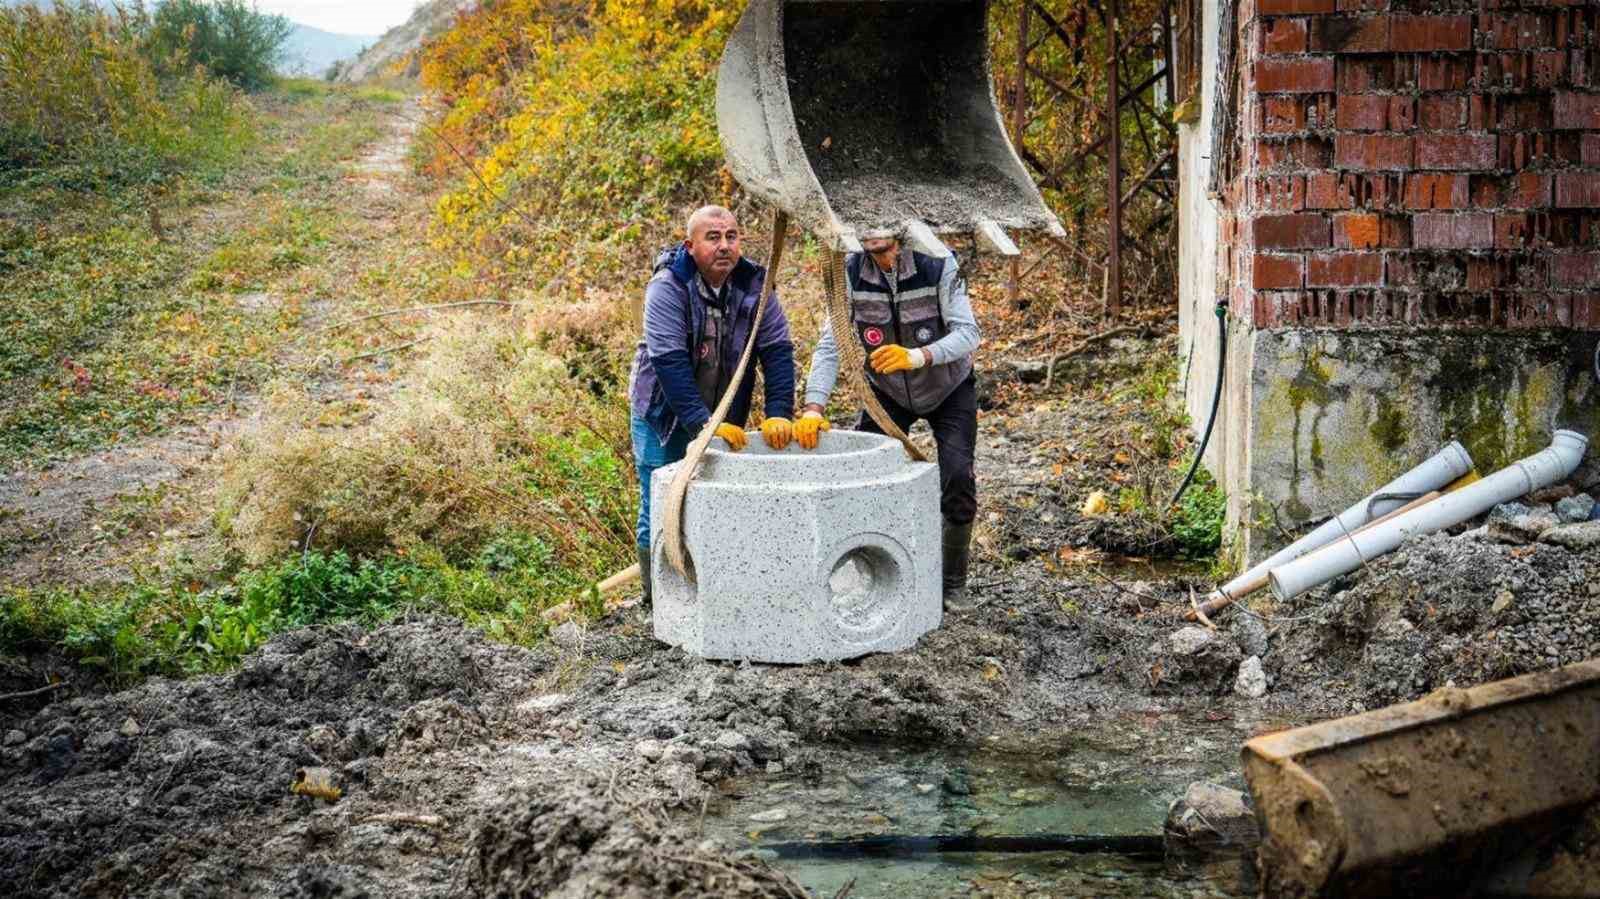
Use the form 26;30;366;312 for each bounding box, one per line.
847;250;972;414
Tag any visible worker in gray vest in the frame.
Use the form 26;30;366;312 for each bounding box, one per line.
797;228;981;608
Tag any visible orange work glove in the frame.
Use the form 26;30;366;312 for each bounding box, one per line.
761;417;793;450
868;344;928;375
794;411;831;450
713;422;747;451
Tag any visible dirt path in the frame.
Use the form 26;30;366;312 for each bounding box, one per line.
0;101;428;588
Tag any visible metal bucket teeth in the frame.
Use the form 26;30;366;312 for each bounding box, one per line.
716;0;1062;252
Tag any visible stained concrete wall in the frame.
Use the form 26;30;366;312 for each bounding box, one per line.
1240;329;1600;557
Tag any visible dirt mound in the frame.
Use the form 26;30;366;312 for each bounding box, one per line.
1267;529;1600;712
0;616;547;896
470;777;805;898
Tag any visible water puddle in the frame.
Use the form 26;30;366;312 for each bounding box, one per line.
705;714;1265;897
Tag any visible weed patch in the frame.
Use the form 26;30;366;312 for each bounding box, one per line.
0;546;573;684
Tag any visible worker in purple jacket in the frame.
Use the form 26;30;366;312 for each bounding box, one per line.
627;205;797;606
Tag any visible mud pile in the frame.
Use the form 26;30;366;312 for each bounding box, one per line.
470;778;804;898
0;617;548;896
1266;523;1600;712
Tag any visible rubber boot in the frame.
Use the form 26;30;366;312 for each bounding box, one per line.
941;520;974;611
637;545;653;610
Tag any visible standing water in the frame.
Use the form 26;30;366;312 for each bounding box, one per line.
703;712;1270;897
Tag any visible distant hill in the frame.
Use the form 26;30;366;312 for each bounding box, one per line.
280;23;379;78
337;0;471;82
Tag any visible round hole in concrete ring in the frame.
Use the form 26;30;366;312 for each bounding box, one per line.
825;544;903;636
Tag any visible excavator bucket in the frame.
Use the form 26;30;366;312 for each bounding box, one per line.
1242;659;1600;898
716;0;1064;254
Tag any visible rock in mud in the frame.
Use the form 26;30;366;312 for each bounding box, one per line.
1487;502;1560;544
469;778;804;898
1164;782;1257;857
1012;360;1048;384
1540;521;1600;551
1555;493;1595;524
1234;656;1268;699
1141;627;1244;695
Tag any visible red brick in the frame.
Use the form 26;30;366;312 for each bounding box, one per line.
1551;253;1600;288
1333;212;1381;249
1554;91;1600;129
1335;0;1386;9
1417;96;1466;130
1335;94;1389;130
1404;173;1470;209
1380;215;1410;248
1532;51;1568;90
1408;171;1465;207
1253;175;1307;211
1555;172;1600;207
1386;253;1466;290
1495;213;1533;249
1307;252;1384;287
1254;254;1305;289
1337;57;1406;92
1418;56;1473;91
1259;0;1336;12
1415;133;1497;170
1263;18;1310;54
1256;58;1337;93
1575;294;1600;331
1334;134;1413;170
1510;173;1553;208
1255;213;1332;249
1390;15;1472;52
1413;213;1495;249
1310;15;1390;52
1305;172;1355;209
1387;96;1416;131
1584;134;1600;167
1263;96;1308;133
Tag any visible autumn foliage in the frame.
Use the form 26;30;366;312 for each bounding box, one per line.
420;0;737;282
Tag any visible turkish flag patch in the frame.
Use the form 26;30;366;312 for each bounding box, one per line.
863;326;884;347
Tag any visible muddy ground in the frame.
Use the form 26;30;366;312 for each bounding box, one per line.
4;341;1599;897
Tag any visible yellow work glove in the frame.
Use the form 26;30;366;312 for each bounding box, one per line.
794;411;831;450
868;344;928;375
713;422;747;451
761;417;793;450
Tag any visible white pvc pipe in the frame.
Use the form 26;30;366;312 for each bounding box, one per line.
1208;441;1474;604
1270;430;1590;601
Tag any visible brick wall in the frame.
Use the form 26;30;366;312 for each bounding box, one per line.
1239;1;1600;331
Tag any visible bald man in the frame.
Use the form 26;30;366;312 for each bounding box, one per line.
626;206;797;606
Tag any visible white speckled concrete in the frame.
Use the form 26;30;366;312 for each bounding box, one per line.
650;430;941;663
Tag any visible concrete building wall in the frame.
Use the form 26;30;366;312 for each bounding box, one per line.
1178;0;1600;562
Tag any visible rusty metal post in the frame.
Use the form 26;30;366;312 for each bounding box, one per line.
1009;0;1030;307
1105;0;1122;320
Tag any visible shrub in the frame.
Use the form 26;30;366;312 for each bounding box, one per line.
0;1;251;185
148;0;293;91
419;0;735;281
216;312;635;590
1172;468;1226;560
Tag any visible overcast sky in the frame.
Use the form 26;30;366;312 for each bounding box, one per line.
256;0;416;36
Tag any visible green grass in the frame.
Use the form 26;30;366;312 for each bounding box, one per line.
0;85;394;467
0;541;588;685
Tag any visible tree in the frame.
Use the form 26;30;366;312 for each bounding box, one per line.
149;0;292;91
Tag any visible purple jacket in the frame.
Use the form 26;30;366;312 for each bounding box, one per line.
628;245;795;444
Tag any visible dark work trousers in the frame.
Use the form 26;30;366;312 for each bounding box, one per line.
854;372;978;525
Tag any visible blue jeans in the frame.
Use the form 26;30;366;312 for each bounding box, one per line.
631;415;690;551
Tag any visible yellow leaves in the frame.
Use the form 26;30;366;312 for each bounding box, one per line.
1081;490;1109;516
